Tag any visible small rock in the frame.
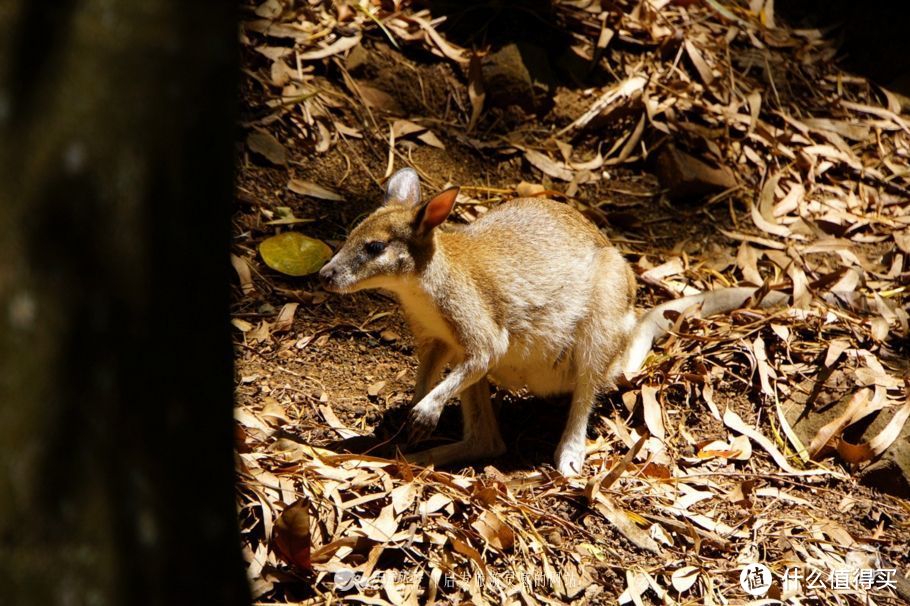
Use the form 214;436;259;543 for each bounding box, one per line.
478;42;556;113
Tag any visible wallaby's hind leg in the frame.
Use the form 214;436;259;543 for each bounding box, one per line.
555;250;635;476
555;377;597;476
405;376;505;468
461;377;505;454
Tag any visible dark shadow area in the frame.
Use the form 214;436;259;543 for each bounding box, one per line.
330;390;632;475
0;2;250;604
417;0;617;112
780;1;910;97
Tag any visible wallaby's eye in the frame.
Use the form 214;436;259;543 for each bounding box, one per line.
365;241;387;256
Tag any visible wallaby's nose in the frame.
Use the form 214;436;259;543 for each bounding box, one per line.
319;262;336;285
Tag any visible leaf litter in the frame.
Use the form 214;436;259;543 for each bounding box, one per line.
234;0;910;603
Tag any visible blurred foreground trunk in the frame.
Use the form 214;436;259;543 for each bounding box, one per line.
0;3;249;604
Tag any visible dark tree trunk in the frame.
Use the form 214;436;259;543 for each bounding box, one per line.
0;2;249;604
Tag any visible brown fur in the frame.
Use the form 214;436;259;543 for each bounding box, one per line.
320;169;637;475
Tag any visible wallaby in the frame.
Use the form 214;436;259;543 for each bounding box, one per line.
319;168;785;476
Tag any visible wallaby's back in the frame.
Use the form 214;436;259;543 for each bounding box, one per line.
443;198;631;319
433;198;637;394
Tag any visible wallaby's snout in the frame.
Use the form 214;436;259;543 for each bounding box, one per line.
317;247;371;294
318;259;340;292
317;218;408;293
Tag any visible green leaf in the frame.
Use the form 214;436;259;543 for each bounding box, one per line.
259;232;332;276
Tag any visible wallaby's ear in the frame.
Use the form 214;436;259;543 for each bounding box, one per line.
414;187;459;236
384;167;421;206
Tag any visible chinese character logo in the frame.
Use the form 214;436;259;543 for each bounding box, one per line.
333;569;360;591
740;563;773;597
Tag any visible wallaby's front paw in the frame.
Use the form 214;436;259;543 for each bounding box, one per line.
407;401;442;444
555;441;586;477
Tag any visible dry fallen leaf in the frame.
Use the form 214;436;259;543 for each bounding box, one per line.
684;39;714;85
359;503;398;541
867;396;910;457
254;0;282;19
450;537;487;575
356;83;403;114
231;318;254;332
367;380;386;397
808;388;876;459
595;494;660;554
471;510;514;551
729;434;752;461
297;34;361;61
379;330;399;342
724;408;838;477
272;302;298;333
467;52;485;132
273;499;312;572
515;181;546;197
833;394;910;464
671;566;700;593
231;253;255;295
288;179;345;201
409;15;469;63
391;119;425;138
247;130;287;166
751;172;790;237
248;320;272;343
523;149;574;181
417;130;445;149
559;75;647;134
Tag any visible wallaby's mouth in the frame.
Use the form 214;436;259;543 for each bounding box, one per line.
319;275;347;294
320;260;385;294
322;281;349;294
323;275;379;295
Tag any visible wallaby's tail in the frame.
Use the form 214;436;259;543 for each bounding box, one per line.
621;287;788;376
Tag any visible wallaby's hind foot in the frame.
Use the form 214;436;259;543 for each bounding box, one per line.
406;377;505;469
555;434;587;476
405;436;506;469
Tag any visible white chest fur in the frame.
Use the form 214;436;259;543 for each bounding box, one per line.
392;283;458;347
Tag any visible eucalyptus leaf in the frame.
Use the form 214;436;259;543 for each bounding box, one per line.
247;130;287;166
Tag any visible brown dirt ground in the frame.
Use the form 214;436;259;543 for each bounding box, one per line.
233;37;910;604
